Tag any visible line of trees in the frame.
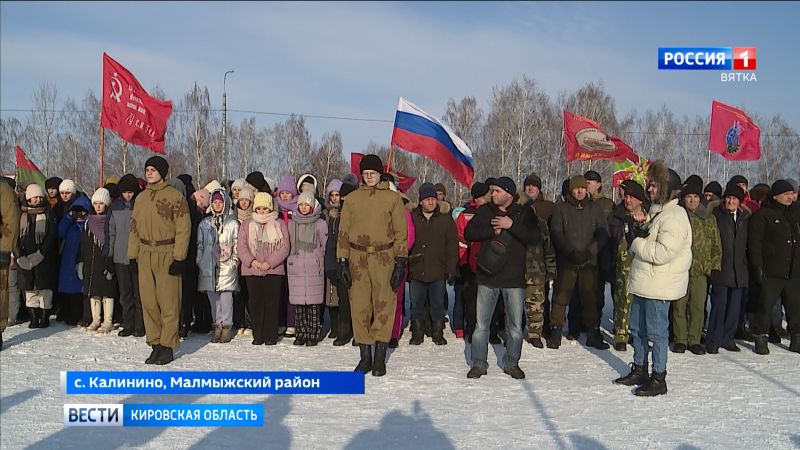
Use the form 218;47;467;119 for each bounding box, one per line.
2;77;797;204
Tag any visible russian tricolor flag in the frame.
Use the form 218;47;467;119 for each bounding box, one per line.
390;97;474;187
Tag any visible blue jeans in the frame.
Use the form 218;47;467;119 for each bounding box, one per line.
409;279;447;321
471;285;524;370
630;296;670;373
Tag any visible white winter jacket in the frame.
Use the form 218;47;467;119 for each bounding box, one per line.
627;199;692;301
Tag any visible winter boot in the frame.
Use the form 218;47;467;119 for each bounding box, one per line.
388;338;398;349
28;308;40;329
220;325;233;343
547;326;562;349
145;345;161;364
586;328;610;350
155;346;174;365
613;341;627;352
634;371;667;397
333;335;350;346
372;342;388;377
98;298;114;334
467;366;487;379
527;336;544;348
503;366;526;379
754;334;769;355
179;324;189;338
328;309;338;339
789;334;800;354
614;362;649;386
39;309;50;328
672;343;687;353
0;333;3;351
86;298;102;332
354;344;372;373
409;320;424;345
768;325;782;344
211;324;222;343
431;320;447;345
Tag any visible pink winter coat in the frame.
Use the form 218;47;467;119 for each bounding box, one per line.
237;218;290;277
286;216;328;305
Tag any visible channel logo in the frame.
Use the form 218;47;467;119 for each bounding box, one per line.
658;47;756;70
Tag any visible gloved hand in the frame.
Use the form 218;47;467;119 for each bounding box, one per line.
168;260;184;276
104;267;114;281
27;250;44;268
16;255;33;270
338;259;352;289
76;262;84;281
390;257;408;291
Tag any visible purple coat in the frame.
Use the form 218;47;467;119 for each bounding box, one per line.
237;219;290;277
286;217;328;305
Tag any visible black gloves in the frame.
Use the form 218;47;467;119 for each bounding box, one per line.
390;257;408;291
168;260;184;276
338;259;352;289
625;223;649;247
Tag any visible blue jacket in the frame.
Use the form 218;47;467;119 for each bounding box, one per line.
58;196;92;294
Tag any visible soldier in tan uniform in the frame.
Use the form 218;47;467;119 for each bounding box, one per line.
337;154;407;377
128;156;190;365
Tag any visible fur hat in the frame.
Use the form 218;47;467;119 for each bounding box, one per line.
359;154;384;174
25;183;46;200
145;156;169;180
91;188;111;207
253;192;274;212
647;160;681;204
569;175;588;191
59;179;77;194
419;182;437;201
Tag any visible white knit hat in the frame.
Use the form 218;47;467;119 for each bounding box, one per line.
91;187;111;207
232;179;246;190
59;179;77;194
25;183;46;200
297;191;317;209
203;180;223;193
238;186;254;201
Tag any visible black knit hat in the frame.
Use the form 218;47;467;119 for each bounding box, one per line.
684;174;704;189
680;182;703;199
584;170;602;182
729;175;748;187
118;174;141;194
523;173;542;188
704;181;723;198
45;177;63;190
246;171;268;192
771;179;794;197
624;182;647;203
359;154;384;174
485;177;497;187
470;182;489;199
419;182;437;201
145;156;169;180
495;177;516;196
723;183;745;202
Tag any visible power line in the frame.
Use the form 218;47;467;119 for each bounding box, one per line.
1;108;798;137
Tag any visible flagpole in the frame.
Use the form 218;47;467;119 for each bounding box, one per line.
387;144;395;173
99;125;105;186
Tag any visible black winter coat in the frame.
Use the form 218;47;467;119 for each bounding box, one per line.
711;206;749;288
465;200;541;288
16;209;59;291
324;207;342;278
409;205;458;283
748;201;800;280
550;194;609;269
79;222;118;298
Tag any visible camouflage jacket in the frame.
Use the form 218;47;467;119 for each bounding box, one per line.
686;204;722;277
525;208;557;286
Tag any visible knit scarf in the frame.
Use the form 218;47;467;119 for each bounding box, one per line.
325;201;340;222
236;203;252;223
87;214;107;248
248;211;283;255
276;195;298;216
289;210;320;256
20;206;48;245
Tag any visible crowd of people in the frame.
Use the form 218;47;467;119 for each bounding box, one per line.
1;154;798;397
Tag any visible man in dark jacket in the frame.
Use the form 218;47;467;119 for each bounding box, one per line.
707;185;749;353
585;170;615;327
408;183;458;346
522;173;555;224
749;180;800;354
548;175;610;350
465;177;541;379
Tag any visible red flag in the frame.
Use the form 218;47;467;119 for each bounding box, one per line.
101;53;173;153
564;111;630;162
15;145;46;187
350;152;416;192
709;101;761;161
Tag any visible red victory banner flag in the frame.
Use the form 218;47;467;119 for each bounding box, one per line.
564;111;630;162
15;145;46;187
101;52;173;153
709;100;761;161
350;152;416;192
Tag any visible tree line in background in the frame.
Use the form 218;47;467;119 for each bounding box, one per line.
2;76;798;204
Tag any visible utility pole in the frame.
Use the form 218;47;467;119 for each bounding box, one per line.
222;70;234;181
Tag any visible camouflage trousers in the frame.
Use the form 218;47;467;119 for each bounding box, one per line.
613;278;633;344
525;282;546;339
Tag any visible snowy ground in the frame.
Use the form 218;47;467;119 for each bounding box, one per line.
1;290;799;450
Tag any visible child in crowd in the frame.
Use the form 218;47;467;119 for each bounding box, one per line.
80;188;118;333
58;195;92;326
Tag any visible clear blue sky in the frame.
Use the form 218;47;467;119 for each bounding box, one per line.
2;1;798;153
